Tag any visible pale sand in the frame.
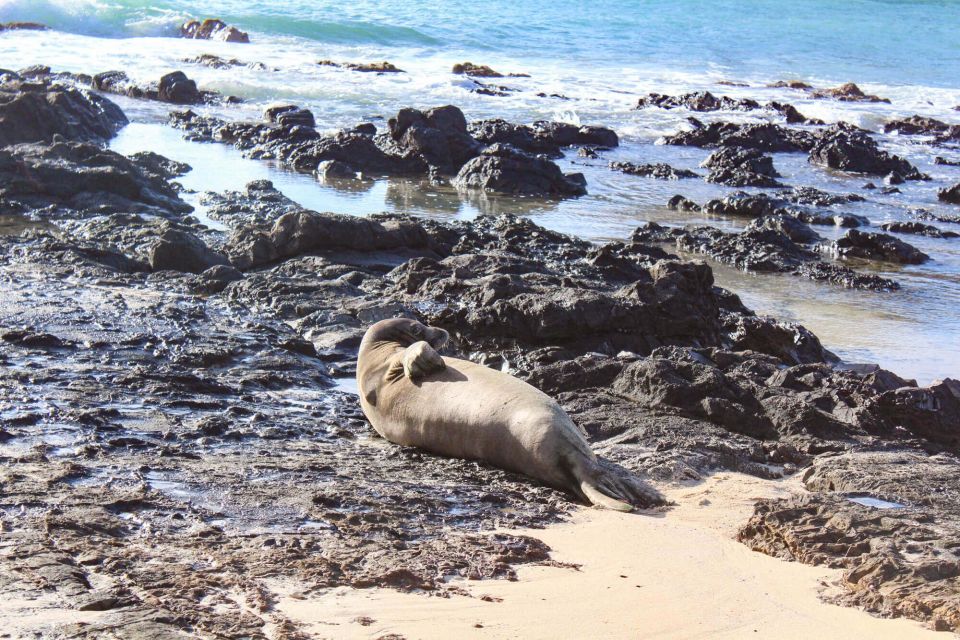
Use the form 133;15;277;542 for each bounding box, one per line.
272;472;942;640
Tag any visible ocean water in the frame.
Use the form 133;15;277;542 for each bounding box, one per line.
1;0;959;382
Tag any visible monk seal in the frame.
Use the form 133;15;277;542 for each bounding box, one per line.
356;318;661;511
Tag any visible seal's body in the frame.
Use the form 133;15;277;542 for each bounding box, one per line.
356;318;660;510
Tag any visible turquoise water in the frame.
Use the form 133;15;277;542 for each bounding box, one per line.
3;0;959;87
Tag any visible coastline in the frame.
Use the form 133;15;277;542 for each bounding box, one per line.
0;9;959;639
271;473;941;640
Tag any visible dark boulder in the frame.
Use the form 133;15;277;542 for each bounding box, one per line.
702;191;783;218
148;226;229;274
385;105;481;175
830;229;930;264
665;119;815;152
701;147;784;187
767;101;823;125
318;60;405;73
667;195;701;211
158;71;201;105
883;115;949;136
939;183;960;204
264;105;316;128
0;79;126;146
453;144;587;197
809;126;926;179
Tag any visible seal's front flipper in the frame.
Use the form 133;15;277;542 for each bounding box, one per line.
401;340;446;382
580;480;634;512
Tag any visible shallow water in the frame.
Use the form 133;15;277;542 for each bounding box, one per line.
3;1;959;382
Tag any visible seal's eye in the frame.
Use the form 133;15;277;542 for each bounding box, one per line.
409;324;423;337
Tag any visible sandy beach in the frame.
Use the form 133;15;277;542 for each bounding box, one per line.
272;473;940;640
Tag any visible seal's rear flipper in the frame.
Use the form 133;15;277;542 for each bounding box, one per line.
576;459;666;511
580;480;634;512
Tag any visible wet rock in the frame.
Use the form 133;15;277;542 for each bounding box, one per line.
829;229;930;264
701;147;784;187
0;140;192;218
780;186;865;207
180;18;250;43
93;69;220;105
182;54;251;69
723;314;836;365
794;211;868;228
610;162;699;180
157;71;201;105
811;82;890;103
191;264;244;294
469;119;617;157
318;60;405;73
746;214;822;244
702;191;782;218
452;62;529;78
667;195;701;211
316;159;358;180
635;91;760;112
768;80;814;90
767;101;823;125
148;226;229;274
264;105;316;128
453;144;587;197
939;183;960;204
883;115;950;136
227;210;436;269
880;221;958;239
385;105;482;175
935;156;960;167
0;78;126;146
664;119;816;152
809;125;926;179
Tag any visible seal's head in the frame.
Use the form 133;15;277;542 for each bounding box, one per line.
364;318;449;351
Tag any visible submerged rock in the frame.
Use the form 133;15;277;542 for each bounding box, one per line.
318;60;405;73
610;162;699;180
810;82;890;103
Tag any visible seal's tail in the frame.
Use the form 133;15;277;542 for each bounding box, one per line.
575;459;665;512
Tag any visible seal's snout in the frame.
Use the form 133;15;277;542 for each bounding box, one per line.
427;326;449;352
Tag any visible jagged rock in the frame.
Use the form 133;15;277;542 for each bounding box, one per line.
939;183;960;204
768;80;814;90
635;91;760;112
180;19;249;43
811;82;889;103
883;115;949;136
664;119;816;152
746;214;822;244
830;229;930;264
809;126;926;179
701;147;784;187
702;191;782;217
880;221;958;238
0;140;191;218
780;186;865;206
453;144;586;197
452;62;529;78
610;162;698;179
0;78;126;146
385;105;481;175
767;101;823;125
318;60;404;73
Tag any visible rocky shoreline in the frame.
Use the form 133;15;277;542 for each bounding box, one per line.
1;66;959;638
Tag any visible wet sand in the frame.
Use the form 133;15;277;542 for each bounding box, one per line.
272;473;940;640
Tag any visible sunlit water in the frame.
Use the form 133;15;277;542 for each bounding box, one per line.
2;0;959;383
